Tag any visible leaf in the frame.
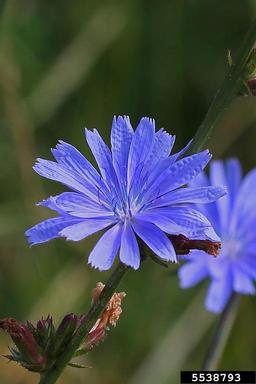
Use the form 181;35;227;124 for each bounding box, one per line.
68;362;91;369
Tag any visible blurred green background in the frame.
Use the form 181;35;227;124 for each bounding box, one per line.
0;1;256;383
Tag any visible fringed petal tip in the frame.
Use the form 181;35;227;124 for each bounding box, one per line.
112;115;131;124
25;229;47;247
88;259;139;271
32;160;41;173
205;302;222;314
125;261;140;270
139;116;155;127
25;232;37;247
88;260;111;272
36;196;56;209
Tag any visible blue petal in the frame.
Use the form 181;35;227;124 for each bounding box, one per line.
136;141;192;204
135;212;185;234
233;266;255;294
88;224;122;271
37;196;65;214
160;150;212;193
190;171;209;187
242;238;256;255
237;168;256;203
134;130;176;201
85;129;122;203
226;158;242;209
132;219;177;262
141;139;193;197
208;258;229;280
26;217;82;245
51;192;113;218
179;261;208;288
127;117;155;191
231;168;256;231
120;222;140;269
52;140;110;198
149;186;227;209
205;274;233;313
135;157;175;207
148;207;219;240
34;159;107;204
167;139;192;163
209;160;229;234
60;217;117;241
144;129;175;172
190;171;220;234
111;116;134;184
142;150;211;204
236;256;256;280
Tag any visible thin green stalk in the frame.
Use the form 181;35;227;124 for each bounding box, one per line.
189;19;256;153
39;262;128;384
202;293;240;370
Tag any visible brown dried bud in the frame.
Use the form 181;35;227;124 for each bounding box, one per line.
169;234;221;257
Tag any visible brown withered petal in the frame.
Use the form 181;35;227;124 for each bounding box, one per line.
91;282;126;328
83;282;126;350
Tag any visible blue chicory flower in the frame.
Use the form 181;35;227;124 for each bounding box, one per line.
26;116;226;271
179;159;256;313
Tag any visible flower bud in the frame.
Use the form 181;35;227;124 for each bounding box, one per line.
0;318;46;371
36;316;54;342
54;313;79;354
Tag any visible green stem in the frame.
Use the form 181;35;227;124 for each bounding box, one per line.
39;262;128;384
189;19;256;153
202;293;240;370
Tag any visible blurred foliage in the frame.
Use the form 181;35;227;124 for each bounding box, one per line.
0;0;255;383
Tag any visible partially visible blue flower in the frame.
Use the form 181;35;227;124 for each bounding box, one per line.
26;116;226;271
179;159;256;313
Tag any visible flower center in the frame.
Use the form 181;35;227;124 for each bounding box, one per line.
112;196;141;222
